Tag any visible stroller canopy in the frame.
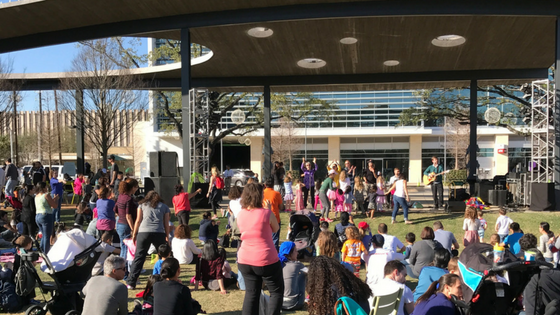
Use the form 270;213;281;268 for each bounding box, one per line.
40;229;99;273
458;243;518;302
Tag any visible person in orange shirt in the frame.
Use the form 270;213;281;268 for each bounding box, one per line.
264;177;283;251
341;226;368;277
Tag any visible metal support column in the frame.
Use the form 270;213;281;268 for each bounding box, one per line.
12;91;18;166
181;28;191;187
554;17;560;209
76;90;85;174
263;85;272;181
468;80;478;195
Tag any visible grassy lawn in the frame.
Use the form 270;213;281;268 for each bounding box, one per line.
20;205;560;315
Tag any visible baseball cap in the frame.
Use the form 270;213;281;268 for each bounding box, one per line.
371;234;385;248
108;154;116;160
358;221;369;230
328;169;336;175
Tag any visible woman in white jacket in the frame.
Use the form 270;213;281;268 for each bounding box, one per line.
172;224;202;264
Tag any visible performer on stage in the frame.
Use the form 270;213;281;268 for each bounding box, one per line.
424;156;444;210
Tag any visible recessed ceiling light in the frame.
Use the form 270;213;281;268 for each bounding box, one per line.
431;34;466;47
383;60;400;66
247;27;274;38
297;58;327;69
340;37;358;45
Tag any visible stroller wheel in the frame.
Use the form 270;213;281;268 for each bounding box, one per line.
64;311;80;315
25;305;46;315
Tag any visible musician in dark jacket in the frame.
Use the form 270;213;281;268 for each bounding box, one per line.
423;156;444;210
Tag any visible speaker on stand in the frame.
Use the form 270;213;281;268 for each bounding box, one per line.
144;177;179;207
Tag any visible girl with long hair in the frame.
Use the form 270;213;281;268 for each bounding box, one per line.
413;274;463;315
172;224;201;264
172;184;201;226
539;222;554;262
462;206;480;247
206;166;223;217
194;239;228;294
115;179;139;265
153;258;194;315
353;176;366;215
315;230;340;259
96;186;116;235
307;256;371;315
126;191;170;289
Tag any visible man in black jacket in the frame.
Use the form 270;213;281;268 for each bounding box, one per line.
523;268;560;315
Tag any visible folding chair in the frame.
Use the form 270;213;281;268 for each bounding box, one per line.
369;287;403;315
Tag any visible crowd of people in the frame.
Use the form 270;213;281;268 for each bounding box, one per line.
1;156;559;315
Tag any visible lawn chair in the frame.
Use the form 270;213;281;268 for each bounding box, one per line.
63;181;75;204
334;296;368;315
369;288;403;315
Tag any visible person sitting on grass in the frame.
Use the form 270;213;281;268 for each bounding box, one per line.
153;243;172;275
278;241;308;311
194;239;228;294
172;224;201;265
92;231;121;276
500;222;524;255
134;274;162;315
82;256;128;315
414;248;451;302
153;258;194;315
199;211;219;245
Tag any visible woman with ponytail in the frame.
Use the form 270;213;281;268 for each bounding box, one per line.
412;274;462;315
538;222;554;262
153;257;194;315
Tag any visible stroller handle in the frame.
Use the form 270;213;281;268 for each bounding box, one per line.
489;260;553;272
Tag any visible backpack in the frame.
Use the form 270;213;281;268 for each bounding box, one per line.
15;263;36;297
215;177;225;190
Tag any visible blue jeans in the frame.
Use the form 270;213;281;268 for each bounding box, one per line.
272;224;281;251
116;223;131;260
5;179;17;198
51;193;62;223
36;213;53;253
392;196;409;221
237;268;246;291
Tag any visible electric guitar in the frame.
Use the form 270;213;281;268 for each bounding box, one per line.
423;170;450;186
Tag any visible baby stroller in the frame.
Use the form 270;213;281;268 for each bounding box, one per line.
21;229;102;315
288;210;319;259
453;243;552;315
5;196;22;211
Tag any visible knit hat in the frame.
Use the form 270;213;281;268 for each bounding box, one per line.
278;241;296;266
371;234;385;248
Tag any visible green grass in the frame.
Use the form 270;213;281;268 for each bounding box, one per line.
20;205;560;315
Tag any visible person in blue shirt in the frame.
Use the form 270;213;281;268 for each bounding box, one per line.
423;156;444;210
500;222;524;255
412;273;462;315
153;243;172;275
414;248;450;302
49;170;65;223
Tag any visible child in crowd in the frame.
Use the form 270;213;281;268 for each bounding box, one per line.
538;222;554;263
403;232;416;260
489;234;500;246
341;226;368;277
136;274;162;314
152;243;172;275
334;212;354;247
294;178;304;211
357;222;372;250
199;211;219;245
353;176;366;215
113;171;124;197
447;257;459;274
500;222;524;255
327;180;337;214
74;201;90;229
320;221;329;232
334;189;345;218
73;173;85;198
366;185;377;218
172;184;202;226
495;208;513;242
477;209;487;243
283;174;293;212
463;206;480;247
375;176;386;212
339;171;352;213
92;231;120;276
195;239;228;294
344;187;353;213
314;179;323;212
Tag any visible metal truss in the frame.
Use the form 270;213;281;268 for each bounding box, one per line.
189;88;210;181
530;79;555;183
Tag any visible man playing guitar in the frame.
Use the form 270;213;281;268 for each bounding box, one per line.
424;156;444;210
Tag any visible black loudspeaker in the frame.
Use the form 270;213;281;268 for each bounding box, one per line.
475;180;493;204
488;190;507;206
149;151;178;177
447;201;466;213
144;177;179;207
190;183;210;207
530;182;556;211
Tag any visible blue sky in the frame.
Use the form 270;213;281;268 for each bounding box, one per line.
1;38;148;110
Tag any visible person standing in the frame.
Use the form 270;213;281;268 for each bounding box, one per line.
49;170;64;224
272;162;285;193
30;162;46;186
300;157;317;209
0;166;5;201
127;191;170;289
388;168;401;206
82;256;128;315
237;183;283;315
223;165;234;193
424;156;444;210
4;159;18;198
343;160;356;188
34;182;59;253
108;154;119;194
385;173;412;225
363;160;378;193
115;179;139;267
319;170;336;222
206;167;223;217
264;178;283;251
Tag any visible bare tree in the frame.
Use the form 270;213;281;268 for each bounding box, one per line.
271;117;302;171
60;39;146;168
444;118;471;170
